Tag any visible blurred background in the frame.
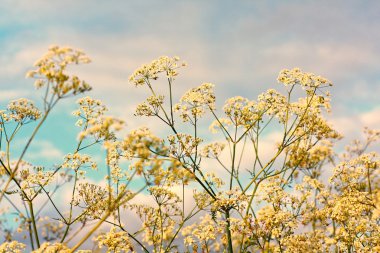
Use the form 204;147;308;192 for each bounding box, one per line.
1;0;380;159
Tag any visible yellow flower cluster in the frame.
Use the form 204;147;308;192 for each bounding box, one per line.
286;140;334;177
256;89;288;121
281;231;328;253
0;241;26;253
18;165;54;198
26;45;91;96
212;188;248;212
174;83;215;122
6;98;41;123
78;115;124;141
223;96;259;127
31;242;69;253
182;214;224;251
201;142;226;158
95;227;134;253
72;96;124;142
74;182;109;218
129;56;185;86
135;95;164;117
130;187;181;250
62;153;97;172
167;133;203;157
277;67;332;89
72;96;107;126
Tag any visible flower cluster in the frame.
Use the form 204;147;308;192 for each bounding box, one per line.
182;214;225;251
135;95;164;117
62;153;97;172
277;67;332;89
78;115;124;141
26;45;91;96
174;83;215;122
201;142;226;158
72;96;107;126
212;188;248;212
130;187;181;250
167;133;203;158
286;140;334;177
74;182;109;219
95;227;134;253
223;96;259;127
7;98;41;123
129;56;186;86
18;165;54;199
31;242;71;253
256;89;288;121
0;241;26;253
72;96;124;141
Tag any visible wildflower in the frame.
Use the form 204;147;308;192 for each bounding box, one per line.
96;227;134;253
135;95;164;117
32;242;70;253
201;142;226;158
0;241;26;253
26;45;91;96
7;98;41;123
62;153;97;171
175;83;215;122
73;96;107;121
223;96;260;127
129;56;186;86
277;67;332;89
167;133;203;158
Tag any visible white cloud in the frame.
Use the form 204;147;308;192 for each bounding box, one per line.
360;107;380;127
329;107;380;138
26;140;64;161
257;42;378;83
0;90;30;102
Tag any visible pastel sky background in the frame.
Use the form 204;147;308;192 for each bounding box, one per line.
1;0;380;249
0;0;379;184
1;0;380;153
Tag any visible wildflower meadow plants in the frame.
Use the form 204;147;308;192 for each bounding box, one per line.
0;46;379;252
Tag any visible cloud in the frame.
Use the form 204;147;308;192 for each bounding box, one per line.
0;44;45;76
1;1;379;133
258;42;378;80
328;106;380;151
0;90;30;103
25;140;64;162
360;107;380;127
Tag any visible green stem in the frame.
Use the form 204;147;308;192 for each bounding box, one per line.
225;211;234;253
28;201;40;248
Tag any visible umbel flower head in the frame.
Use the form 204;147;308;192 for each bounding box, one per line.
26;45;92;97
7;98;41;123
277;67;333;89
174;82;216;122
129;56;186;86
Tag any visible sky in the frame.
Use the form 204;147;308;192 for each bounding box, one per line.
0;0;379;185
1;0;380;249
1;0;380;131
0;0;379;188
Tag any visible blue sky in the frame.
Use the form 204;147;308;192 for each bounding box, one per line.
1;0;380;166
